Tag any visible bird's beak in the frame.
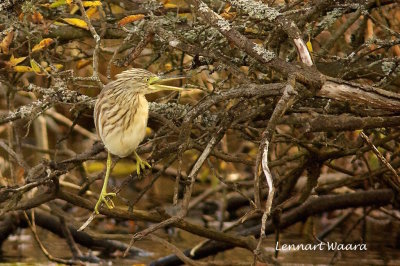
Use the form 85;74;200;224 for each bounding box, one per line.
148;76;185;92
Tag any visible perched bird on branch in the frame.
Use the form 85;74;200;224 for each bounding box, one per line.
93;68;184;214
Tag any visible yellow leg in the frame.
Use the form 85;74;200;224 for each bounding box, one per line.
94;152;116;214
134;151;151;175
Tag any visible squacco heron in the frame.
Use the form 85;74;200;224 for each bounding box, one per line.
93;68;184;214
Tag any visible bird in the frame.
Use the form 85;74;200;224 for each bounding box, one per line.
93;68;184;214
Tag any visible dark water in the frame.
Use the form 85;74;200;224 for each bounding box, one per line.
2;177;400;265
2;228;400;265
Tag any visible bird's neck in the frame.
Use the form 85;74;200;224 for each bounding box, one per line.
128;93;148;109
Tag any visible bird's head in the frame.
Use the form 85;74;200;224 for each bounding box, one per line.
114;68;184;94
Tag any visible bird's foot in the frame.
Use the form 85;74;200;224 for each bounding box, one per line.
94;191;116;214
135;151;151;176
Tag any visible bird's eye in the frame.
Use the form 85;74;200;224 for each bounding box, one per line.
145;77;150;82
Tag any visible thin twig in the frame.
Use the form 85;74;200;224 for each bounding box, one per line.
0;140;29;170
149;234;203;266
124;131;224;252
360;131;400;192
254;78;297;262
46;109;97;140
23;211;82;265
76;0;103;89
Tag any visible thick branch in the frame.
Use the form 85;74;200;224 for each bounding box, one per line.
150;189;394;266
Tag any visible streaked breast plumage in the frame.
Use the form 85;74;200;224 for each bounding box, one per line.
94;83;149;157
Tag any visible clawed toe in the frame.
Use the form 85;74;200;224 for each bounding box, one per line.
134;151;151;175
136;160;151;175
94;192;116;214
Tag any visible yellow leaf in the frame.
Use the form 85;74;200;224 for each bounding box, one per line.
84;160;136;176
219;161;227;170
118;14;145;27
54;64;64;69
110;3;124;15
112;161;137;176
69;4;79;14
66;0;73;4
13;66;34;72
62;18;89;30
86;6;98;18
164;3;177;8
223;3;231;13
8;55;27;67
0;31;14;55
164;62;172;71
30;59;42;73
177;13;191;19
82;1;102;7
49;0;67;8
45;64;63;72
83;161;103;173
32;38;54;52
221;3;236;20
306;36;313;53
86;5;105;20
76;58;91;69
146;127;153;136
244;27;259;34
220;11;236;20
31;11;44;23
53;21;67;26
